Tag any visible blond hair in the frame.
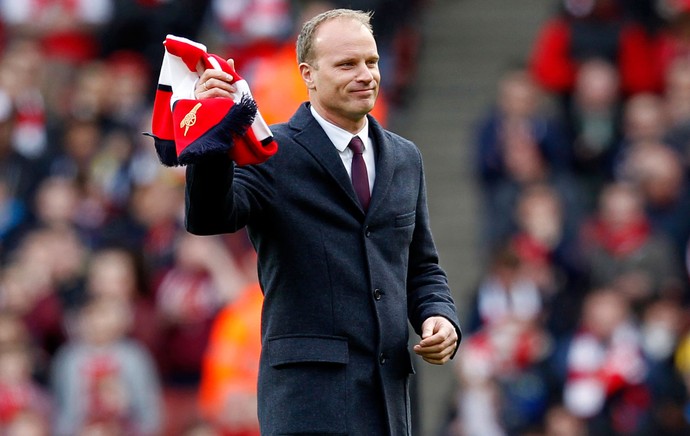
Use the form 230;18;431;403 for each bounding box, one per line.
296;8;373;65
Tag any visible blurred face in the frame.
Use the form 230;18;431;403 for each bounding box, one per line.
624;95;666;142
80;300;130;345
35;178;78;225
498;73;539;117
575;60;619;110
629;144;684;205
87;251;137;300
517;189;562;245
131;178;183;225
599;185;643;228
583;291;627;339
0;348;30;384
5;411;49;436
300;17;380;132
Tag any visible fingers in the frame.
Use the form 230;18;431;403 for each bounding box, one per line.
413;334;457;365
413;316;458;365
195;69;238;99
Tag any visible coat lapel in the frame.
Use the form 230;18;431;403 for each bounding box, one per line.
367;116;396;218
289;104;363;213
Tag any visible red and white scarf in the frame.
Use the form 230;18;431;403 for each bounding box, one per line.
147;34;277;166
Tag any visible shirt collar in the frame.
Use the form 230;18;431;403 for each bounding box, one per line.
310;105;369;153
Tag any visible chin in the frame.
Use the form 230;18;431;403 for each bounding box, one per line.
354;100;376;115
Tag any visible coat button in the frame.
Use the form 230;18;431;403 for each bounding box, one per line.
364;226;371;237
379;353;386;365
373;289;382;300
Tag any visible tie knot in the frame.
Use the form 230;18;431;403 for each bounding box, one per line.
348;136;364;154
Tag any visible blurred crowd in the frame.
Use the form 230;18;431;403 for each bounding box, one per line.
0;0;430;435
444;1;690;435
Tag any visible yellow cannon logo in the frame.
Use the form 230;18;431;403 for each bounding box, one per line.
180;102;202;136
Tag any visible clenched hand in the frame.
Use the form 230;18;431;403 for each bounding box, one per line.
413;316;458;365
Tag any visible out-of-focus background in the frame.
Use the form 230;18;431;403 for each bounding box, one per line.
1;0;690;435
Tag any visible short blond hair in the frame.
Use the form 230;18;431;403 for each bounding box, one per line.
296;8;374;65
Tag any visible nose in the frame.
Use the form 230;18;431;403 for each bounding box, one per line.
355;63;375;83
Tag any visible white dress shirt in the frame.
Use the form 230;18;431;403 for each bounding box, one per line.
310;105;376;194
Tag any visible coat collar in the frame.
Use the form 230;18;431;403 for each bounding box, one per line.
288;103;396;219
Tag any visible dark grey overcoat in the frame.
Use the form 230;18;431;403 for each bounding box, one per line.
185;103;461;435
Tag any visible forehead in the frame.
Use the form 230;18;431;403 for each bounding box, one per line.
312;17;378;59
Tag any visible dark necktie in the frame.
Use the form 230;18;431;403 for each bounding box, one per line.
348;136;370;211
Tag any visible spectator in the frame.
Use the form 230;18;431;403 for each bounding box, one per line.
0;228;78;366
579;182;685;309
466;243;543;334
101;51;152;130
564;58;623;204
0;341;52;429
511;184;582;292
618;92;669;152
153;233;246;382
555;288;649;435
83;246;160;359
31;176;82;231
454;309;552;434
0;38;48;162
51;295;162;436
64;60;113;125
459;244;552;434
49;117;103;183
101;173;185;273
638;298;689;435
0;87;40;207
510;184;586;335
477;68;570;187
617;141;690;260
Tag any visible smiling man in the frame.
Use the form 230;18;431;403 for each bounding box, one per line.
185;8;461;435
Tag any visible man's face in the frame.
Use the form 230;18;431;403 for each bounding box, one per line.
300;17;380;132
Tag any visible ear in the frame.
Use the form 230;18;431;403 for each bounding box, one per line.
299;62;316;90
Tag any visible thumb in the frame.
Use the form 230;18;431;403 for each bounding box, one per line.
421;318;437;339
227;58;235;69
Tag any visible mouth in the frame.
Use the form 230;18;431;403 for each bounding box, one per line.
352;88;376;96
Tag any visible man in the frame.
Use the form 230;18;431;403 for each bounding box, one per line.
186;8;460;435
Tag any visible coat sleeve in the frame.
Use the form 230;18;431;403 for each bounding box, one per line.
405;155;462;347
184;154;272;235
